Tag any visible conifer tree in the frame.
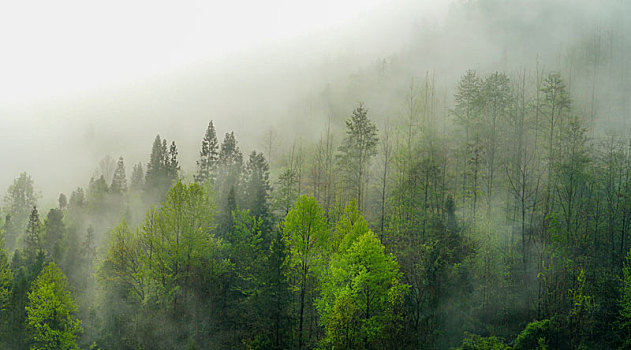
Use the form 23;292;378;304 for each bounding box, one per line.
195;121;220;184
145;135;166;192
244;151;272;234
44;208;65;263
2;172;39;251
110;156;128;194
337;103;378;210
130;162;144;191
144;135;179;202
168;141;180;181
24;206;43;260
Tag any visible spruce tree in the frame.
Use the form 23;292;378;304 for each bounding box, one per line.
130;162;144;192
244;151;272;235
195;121;219;184
44;208;65;263
24;206;42;260
110;156;128;194
167;141;180;182
337;103;378;210
145;135;165;193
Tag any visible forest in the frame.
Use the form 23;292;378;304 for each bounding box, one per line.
1;0;631;349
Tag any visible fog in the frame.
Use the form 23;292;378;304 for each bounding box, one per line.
0;0;628;205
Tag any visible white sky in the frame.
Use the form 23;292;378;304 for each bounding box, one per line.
0;0;449;205
0;0;448;103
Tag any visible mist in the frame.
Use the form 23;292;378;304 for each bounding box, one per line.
1;0;631;348
2;0;627;205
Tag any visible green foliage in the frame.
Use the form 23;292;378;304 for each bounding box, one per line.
513;319;552;350
282;195;328;349
243;151;272;235
331;199;369;254
0;231;12;336
2;172;39;251
26;263;83;350
139;181;219;306
318;220;408;349
283;195;329;281
619;250;631;348
44;208;65;263
457;332;510;350
25;206;43;261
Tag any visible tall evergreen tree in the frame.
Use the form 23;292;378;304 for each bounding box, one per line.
110;156;128;194
24;206;43;260
195;121;220;184
167;141;180;182
216;132;244;232
44;208;65;263
243;151;272;235
2;172;39;251
337;103;379;210
130;162;144;192
144;135;179;202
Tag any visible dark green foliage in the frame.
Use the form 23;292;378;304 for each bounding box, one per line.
44;208;65;263
243;151;273;236
513;319;553;350
24;206;43;261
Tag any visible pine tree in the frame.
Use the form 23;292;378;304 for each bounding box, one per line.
168;141;180;182
110;156;128;194
195;121;220;184
145;135;166;192
337;103;379;210
144;135;179;202
44;208;65;263
244;151;272;235
68;188;85;209
216;132;243;232
24;206;43;260
130;162;144;192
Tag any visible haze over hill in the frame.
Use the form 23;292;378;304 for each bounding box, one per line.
0;0;628;202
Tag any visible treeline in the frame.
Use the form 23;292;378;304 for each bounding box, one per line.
1;66;631;349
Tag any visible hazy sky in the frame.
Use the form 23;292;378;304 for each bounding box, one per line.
0;0;450;205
